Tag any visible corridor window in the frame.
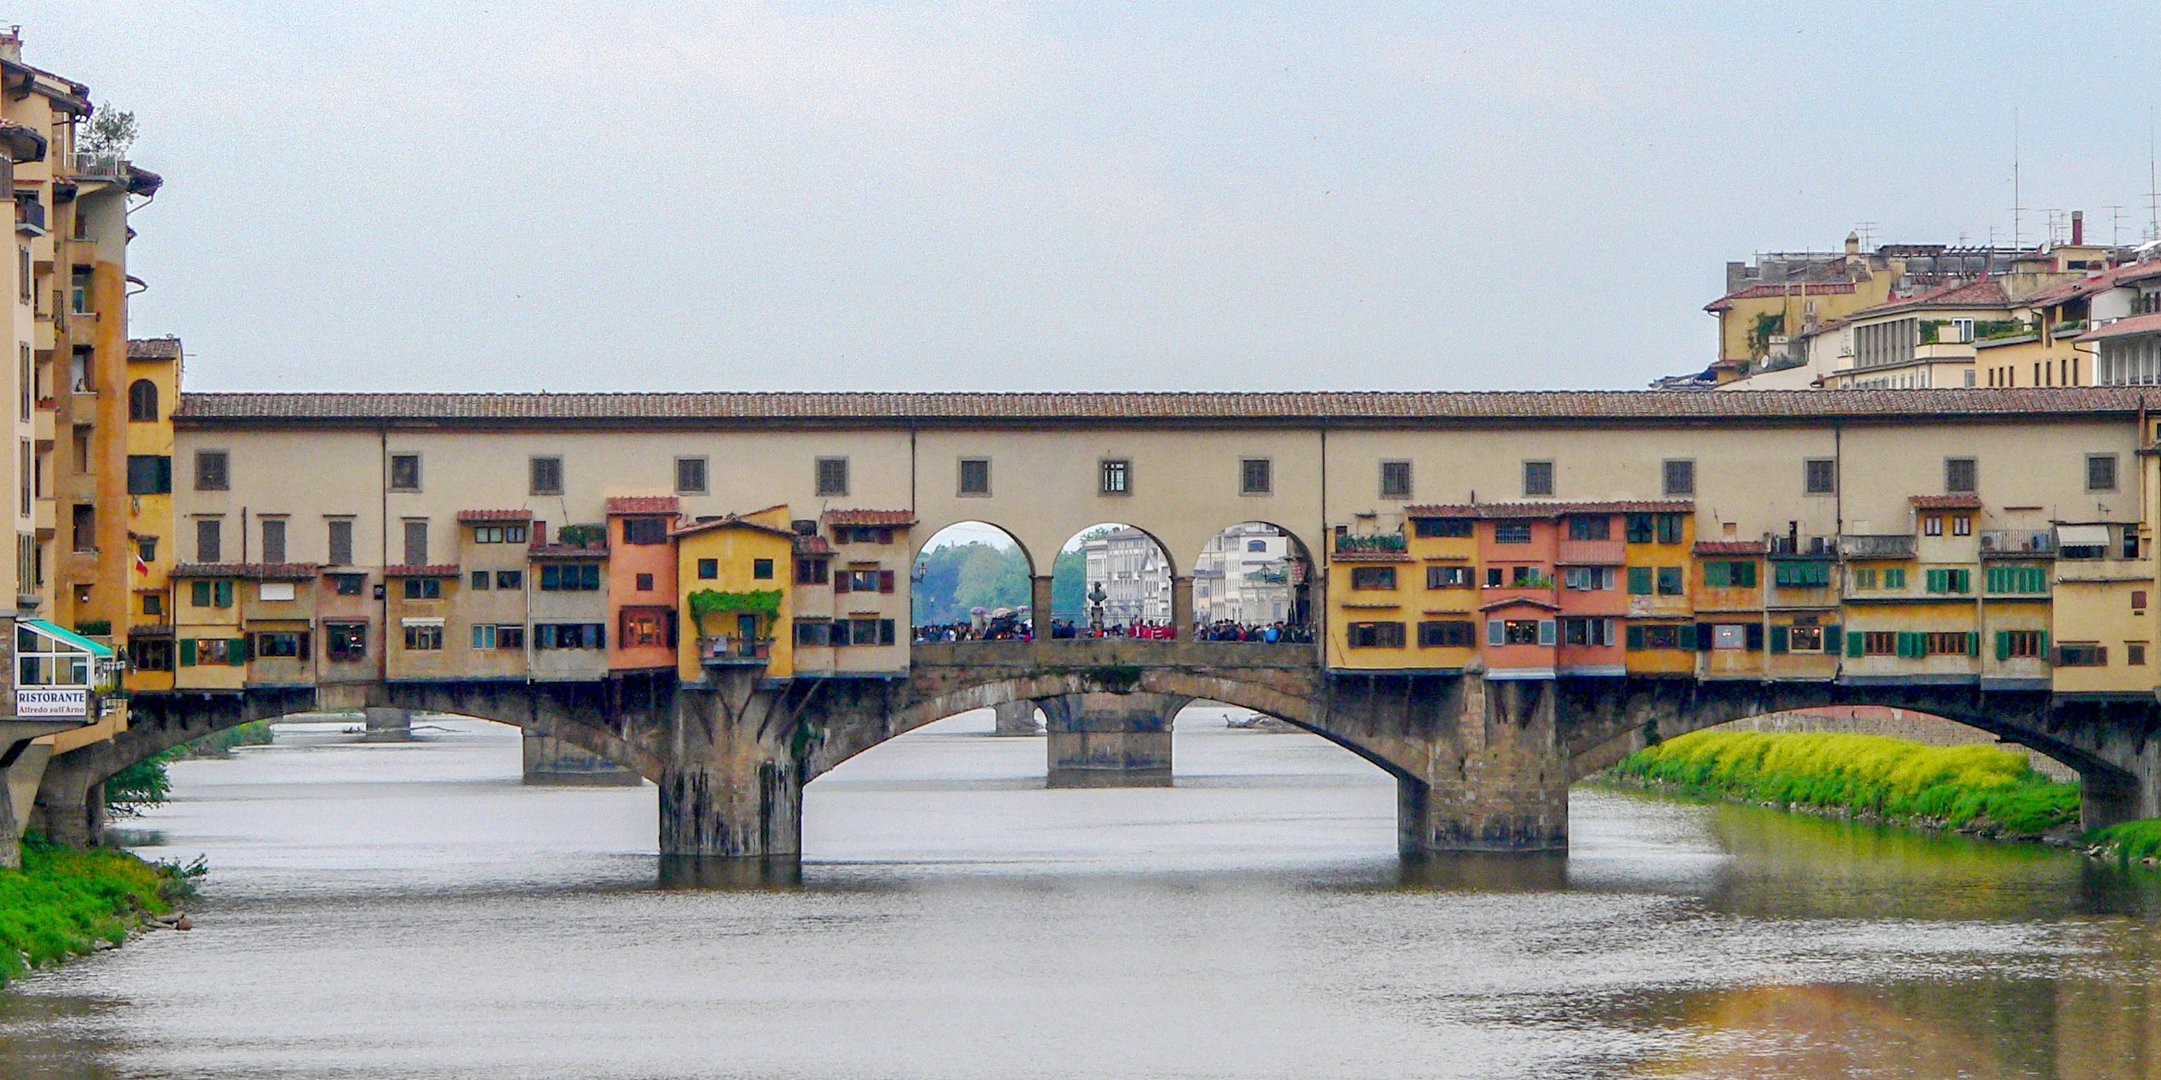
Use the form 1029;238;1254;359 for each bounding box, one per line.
1379;460;1412;500
623;517;668;545
2087;454;2119;492
1240;458;1272;496
195;517;222;563
1523;460;1554;497
403;519;428;564
260;518;286;563
676;456;708;495
327;519;355;566
815;457;849;497
389;453;421;492
1662;458;1695;497
958;457;991;497
1945;456;1977;494
1100;458;1130;495
530;456;564;496
470;570;491;591
194;450;229;491
1804;458;1836;495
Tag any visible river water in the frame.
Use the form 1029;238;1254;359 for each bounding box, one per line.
2;708;2159;1079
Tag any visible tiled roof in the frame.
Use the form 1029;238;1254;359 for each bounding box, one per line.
605;495;680;515
170;387;2161;427
2075;312;2161;343
2027;260;2161;307
1693;540;1767;555
824;508;916;527
456;508;534;523
1404;500;1693;518
1479;597;1561;612
670;515;797;540
383;564;461;577
794;535;835;555
170;562;322;580
126;336;181;361
1704;281;1858;313
1858;277;2011;316
1910;494;1983;510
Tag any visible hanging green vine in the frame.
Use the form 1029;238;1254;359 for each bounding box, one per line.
688;589;783;635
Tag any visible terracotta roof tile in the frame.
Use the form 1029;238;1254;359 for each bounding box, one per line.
794;535;834;555
605;495;680;515
824;509;916;527
456;508;534;523
2075;312;2161;343
1910;494;1983;510
670;515;798;540
1693;540;1767;555
126;337;181;361
383;563;461;577
170;388;2161;427
1858;277;2011;316
1404;500;1692;519
1704;281;1857;313
170;562;322;580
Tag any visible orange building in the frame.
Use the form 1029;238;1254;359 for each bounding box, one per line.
605;496;680;672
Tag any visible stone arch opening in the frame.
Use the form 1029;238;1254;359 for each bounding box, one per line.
910;521;1036;641
1190;520;1317;640
1050;522;1178;639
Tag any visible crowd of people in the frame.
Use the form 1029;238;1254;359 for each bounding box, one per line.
914;617;1311;644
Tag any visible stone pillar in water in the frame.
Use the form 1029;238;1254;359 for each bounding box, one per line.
991;700;1041;737
1039;692;1185;788
1397;674;1568;854
361;707;412;740
523;732;643;786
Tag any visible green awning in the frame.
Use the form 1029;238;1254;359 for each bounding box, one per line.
21;619;116;658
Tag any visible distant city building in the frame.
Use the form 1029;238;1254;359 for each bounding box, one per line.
1082;528;1172;623
1193;522;1292;625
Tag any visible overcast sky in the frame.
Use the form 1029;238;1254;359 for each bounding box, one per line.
30;2;2161;393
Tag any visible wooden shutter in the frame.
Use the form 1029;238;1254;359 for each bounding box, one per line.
1695;623;1714;652
179;638;196;666
878;570;895;594
1846;630;1864;657
1745;623;1764;651
1537;619;1556;646
835;572;851;594
1823;624;1840;653
1769;625;1788;653
1487;620;1503;647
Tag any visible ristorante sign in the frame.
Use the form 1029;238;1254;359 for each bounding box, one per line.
15;686;88;717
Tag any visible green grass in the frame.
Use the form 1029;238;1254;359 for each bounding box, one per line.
2084;819;2161;868
1608;729;2081;836
0;835;185;985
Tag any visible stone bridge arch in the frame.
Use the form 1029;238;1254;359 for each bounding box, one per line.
31;680;671;847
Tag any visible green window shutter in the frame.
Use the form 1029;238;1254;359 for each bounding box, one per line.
1967;632;1979;656
1626;624;1644;650
2041;631;2049;657
1769;625;1789;653
1824;624;1842;653
1845;629;1865;657
214;580;233;608
1628;567;1651;595
1985;567;2001;592
1740;562;1757;588
1955;569;1970;593
179;638;196;666
1996;630;2010;661
236;636;251;662
191;581;210;607
1925;569;1942;593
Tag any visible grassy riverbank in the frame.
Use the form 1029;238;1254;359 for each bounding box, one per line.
2085;820;2161;868
0;836;188;987
1606;730;2081;839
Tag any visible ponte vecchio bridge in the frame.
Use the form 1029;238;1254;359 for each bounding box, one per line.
29;387;2161;865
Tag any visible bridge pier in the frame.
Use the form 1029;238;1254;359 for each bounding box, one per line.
523;732;643;785
2077;733;2161;832
1039;692;1185;788
656;681;804;861
27;753;104;849
1398;675;1568;855
361;706;412;741
991;700;1042;737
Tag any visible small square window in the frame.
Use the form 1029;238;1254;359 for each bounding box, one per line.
1523;460;1554;497
1804;458;1836;495
815;457;849;497
2087;454;2119;493
470;570;490;590
635;572;655;591
495;570;523;589
194;450;229;491
676;456;708;495
1662;459;1694;498
1100;458;1130;495
1240;458;1272;496
1945;456;1977;494
697;558;718;580
753;558;775;580
529;456;564;496
388;453;422;492
958;458;991;497
1379;460;1412;500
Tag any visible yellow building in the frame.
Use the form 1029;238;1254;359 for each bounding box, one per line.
1324;525;1414;670
674;507;798;682
168;565;246;692
2050;521;2151;697
123;336;179;690
1703;235;1902;383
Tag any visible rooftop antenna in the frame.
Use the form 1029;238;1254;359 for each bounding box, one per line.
2148;109;2160;242
1855;221;1879;249
2104;204;2128;247
2010;108;2025;250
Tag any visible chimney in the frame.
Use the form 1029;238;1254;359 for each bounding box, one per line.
1844;232;1860;256
2071;210;2085;246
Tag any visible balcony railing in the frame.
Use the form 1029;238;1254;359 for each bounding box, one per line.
1768;534;1836;557
1979;529;2056;556
1838;534;1916;559
698;636;773;666
14;198;43;235
69;151;126;180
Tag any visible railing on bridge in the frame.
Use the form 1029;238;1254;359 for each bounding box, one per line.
1838;534;1917;559
910;639;1317;670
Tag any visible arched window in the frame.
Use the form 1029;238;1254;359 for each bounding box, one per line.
128;379;157;422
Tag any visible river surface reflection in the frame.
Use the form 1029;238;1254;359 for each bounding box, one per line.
2;710;2158;1079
